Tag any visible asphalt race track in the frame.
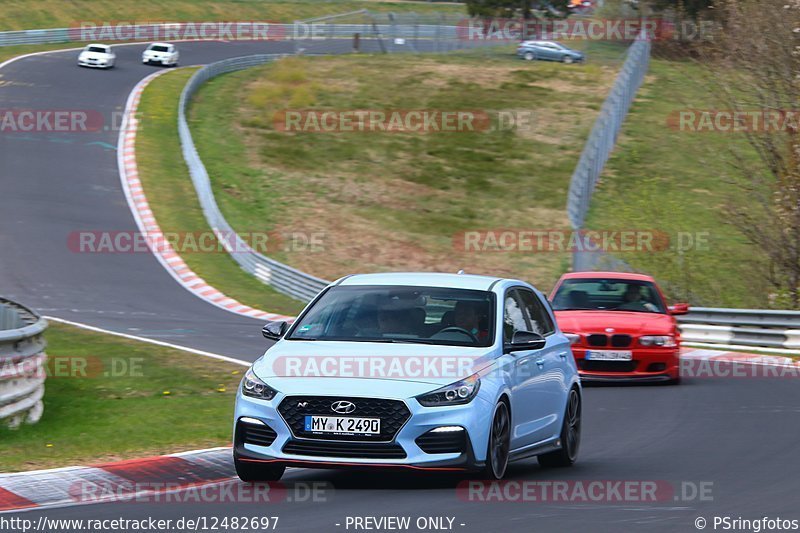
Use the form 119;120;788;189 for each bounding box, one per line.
2;42;800;532
0;41;301;359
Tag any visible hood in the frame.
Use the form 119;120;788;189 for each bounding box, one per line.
80;51;113;60
251;340;496;395
555;310;676;336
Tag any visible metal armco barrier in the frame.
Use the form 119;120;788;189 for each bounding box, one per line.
178;55;331;303
678;308;800;351
0;21;468;48
0;298;47;428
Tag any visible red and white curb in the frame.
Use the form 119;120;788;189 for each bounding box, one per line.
0;448;236;513
117;71;292;322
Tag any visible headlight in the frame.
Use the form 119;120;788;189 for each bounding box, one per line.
242;368;278;400
564;333;581;345
416;374;480;407
639;335;676;347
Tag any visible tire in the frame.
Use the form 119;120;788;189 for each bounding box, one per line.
562;55;574;64
482;401;511;479
523;51;536;61
538;387;581;468
234;458;285;482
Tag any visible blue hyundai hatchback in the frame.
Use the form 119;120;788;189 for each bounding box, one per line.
233;272;581;480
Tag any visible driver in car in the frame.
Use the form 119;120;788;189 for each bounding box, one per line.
453;301;489;341
618;285;659;312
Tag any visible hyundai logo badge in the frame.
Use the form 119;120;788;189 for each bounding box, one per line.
331;400;356;414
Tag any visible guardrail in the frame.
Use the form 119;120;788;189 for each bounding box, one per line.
0;298;47;428
177;31;512;301
0;22;468;48
178;55;331;302
678;308;800;352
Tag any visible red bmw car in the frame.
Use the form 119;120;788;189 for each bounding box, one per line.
550;272;688;384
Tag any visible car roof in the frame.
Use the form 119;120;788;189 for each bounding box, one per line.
336;272;505;291
523;40;559;46
558;271;656;282
149;42;173;47
87;43;110;48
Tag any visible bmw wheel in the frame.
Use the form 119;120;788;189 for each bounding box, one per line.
562;55;574;64
234;458;285;482
523;51;536;61
538;387;581;467
482;401;511;479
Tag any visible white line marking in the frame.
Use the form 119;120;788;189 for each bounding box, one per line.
44;316;252;367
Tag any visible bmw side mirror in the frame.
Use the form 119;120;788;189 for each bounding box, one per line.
262;321;288;340
506;331;546;353
668;303;689;316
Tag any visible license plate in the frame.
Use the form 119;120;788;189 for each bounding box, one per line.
585;350;633;361
304;415;381;436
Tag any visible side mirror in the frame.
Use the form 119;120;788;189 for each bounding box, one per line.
668;303;689;316
506;331;546;353
262;321;288;340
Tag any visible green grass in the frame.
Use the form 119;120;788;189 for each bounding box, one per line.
0;0;465;31
585;58;765;307
135;68;305;316
0;43;87;64
0;322;244;472
188;43;627;288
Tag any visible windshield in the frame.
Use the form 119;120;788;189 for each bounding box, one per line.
149;45;170;52
552;278;667;314
86;46;108;53
288;285;496;347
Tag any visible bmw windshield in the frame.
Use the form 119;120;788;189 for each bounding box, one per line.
287;285;496;347
552;279;667;313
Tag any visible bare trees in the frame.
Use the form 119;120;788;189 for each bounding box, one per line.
699;0;800;305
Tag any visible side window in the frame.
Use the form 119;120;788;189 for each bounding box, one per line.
517;289;556;336
503;290;530;343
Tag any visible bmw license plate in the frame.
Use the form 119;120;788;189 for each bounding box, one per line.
585;350;633;361
304;415;381;436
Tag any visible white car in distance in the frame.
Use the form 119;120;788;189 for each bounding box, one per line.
77;44;116;69
142;43;179;67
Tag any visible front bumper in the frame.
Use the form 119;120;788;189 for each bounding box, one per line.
573;346;679;382
143;56;173;64
78;60;111;68
233;391;492;471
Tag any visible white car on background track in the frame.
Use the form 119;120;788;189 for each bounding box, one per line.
142;42;179;67
77;44;115;69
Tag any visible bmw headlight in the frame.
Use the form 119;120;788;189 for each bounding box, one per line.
564;333;581;345
416;374;480;407
242;368;278;400
639;335;676;347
